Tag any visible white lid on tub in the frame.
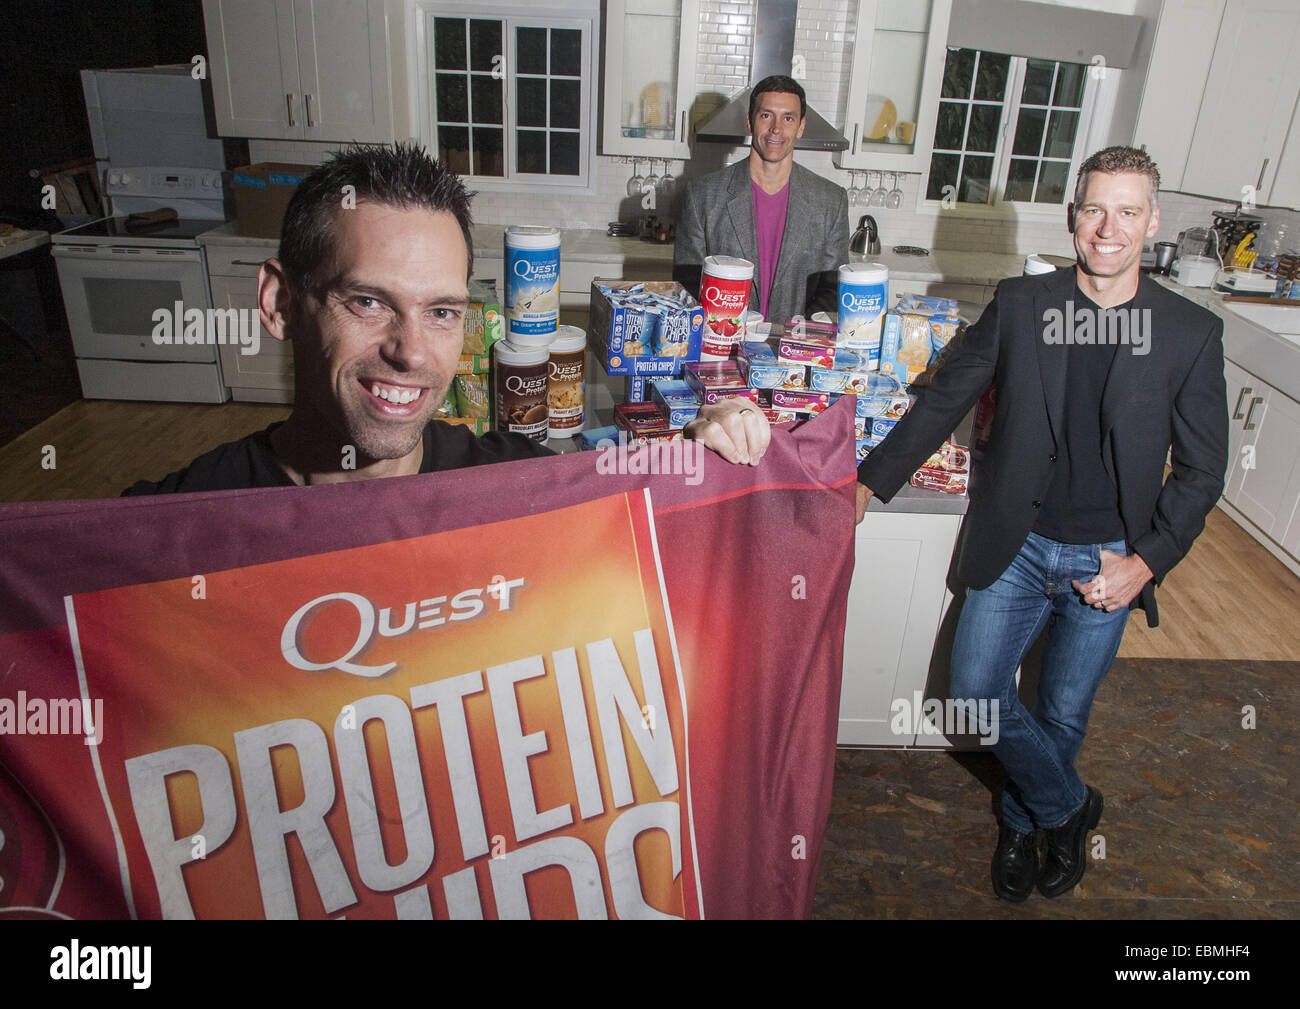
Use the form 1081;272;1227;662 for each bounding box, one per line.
495;339;551;364
839;261;889;281
1023;254;1057;275
702;255;755;279
549;324;587;352
505;225;561;248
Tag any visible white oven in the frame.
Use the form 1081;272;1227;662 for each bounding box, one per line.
52;215;230;403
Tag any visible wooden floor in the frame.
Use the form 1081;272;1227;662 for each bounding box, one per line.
1;398;1298;660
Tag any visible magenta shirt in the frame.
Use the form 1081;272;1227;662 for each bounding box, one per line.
752;180;790;320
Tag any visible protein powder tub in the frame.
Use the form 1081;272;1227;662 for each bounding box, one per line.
505;226;561;342
494;339;550;442
699;255;754;360
547;325;587;439
837;262;889;351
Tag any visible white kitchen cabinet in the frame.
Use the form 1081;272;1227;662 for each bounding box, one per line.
1128;0;1225;192
1222;358;1256;498
838;508;963;746
203;0;409;143
1180;0;1300;205
834;0;952;172
1268;93;1300;210
1231;376;1300;540
600;0;700;158
205;245;295;402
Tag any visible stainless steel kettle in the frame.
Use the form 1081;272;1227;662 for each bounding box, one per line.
850;214;880;256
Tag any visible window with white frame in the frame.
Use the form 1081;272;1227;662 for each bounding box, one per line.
925;48;1097;208
421;3;596;188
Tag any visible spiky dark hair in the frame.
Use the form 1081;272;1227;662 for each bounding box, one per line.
278;142;475;293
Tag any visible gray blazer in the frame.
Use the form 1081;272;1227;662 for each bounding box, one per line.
673;159;849;325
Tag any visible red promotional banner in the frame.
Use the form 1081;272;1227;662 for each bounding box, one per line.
0;400;857;919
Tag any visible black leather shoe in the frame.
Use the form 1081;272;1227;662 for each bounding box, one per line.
991;826;1039;901
1037;786;1103;898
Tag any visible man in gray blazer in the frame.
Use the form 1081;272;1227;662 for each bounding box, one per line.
673;76;849;326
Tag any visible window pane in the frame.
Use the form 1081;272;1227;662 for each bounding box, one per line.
1036;161;1069;203
1013;107;1045;156
1044;109;1079;159
551;29;582;76
967;104;1001;153
550;79;580;128
473;127;504;176
1022;60;1054;105
437;74;468;123
439;125;470;175
960;155;994;202
934;102;967;150
471;75;503;125
942;48;974;99
927;152;959;201
550;132;579;176
434;18;466;70
469;20;501;72
973;52;1009;101
1054;63;1085;108
518;77;546;127
517;129;546;173
516;27;547;74
1006;158;1037;201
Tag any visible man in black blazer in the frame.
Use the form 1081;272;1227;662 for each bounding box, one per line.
856;147;1228;901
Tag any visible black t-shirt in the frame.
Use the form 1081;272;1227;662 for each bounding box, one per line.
122;421;554;495
1032;284;1128;545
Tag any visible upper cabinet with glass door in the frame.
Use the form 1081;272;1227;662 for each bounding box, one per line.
601;0;700;158
836;0;952;171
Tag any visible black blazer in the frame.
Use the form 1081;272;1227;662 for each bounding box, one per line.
857;267;1229;627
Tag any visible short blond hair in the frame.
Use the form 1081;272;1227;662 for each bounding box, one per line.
1074;146;1160;209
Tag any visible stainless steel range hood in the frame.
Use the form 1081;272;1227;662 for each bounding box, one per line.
693;0;850;152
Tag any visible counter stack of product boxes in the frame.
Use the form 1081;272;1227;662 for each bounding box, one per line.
580;279;971;495
437;280;501;434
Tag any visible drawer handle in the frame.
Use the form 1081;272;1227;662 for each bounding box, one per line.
1232;386;1251;420
1243;395;1263;431
231;259;266;266
286;93;296;127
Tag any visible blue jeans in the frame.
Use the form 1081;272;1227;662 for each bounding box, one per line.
951;531;1129;833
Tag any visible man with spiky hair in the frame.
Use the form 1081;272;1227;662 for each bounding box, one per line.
856;146;1228;901
126;144;769;494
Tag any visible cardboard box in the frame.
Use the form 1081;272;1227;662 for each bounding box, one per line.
231;163;314;239
589;279;704;376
